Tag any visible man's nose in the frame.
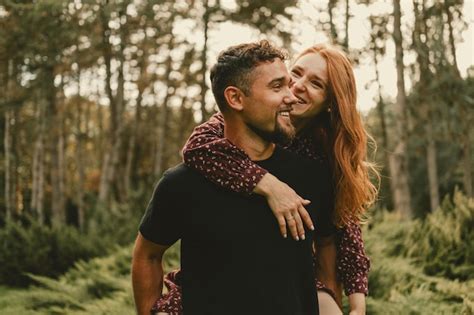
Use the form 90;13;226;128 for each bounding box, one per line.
284;88;298;106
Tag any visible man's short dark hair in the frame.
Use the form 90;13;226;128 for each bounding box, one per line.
210;40;288;112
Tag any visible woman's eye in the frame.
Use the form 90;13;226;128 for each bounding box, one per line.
311;81;321;88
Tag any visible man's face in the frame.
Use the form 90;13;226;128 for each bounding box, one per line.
241;59;297;145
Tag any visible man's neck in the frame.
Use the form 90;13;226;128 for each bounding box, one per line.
224;118;275;161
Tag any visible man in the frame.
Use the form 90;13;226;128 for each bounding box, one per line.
132;40;335;315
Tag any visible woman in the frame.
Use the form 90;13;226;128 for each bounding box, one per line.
154;44;378;315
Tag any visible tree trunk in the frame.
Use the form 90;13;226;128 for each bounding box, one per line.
444;1;460;76
98;1;125;203
413;0;441;211
124;34;148;196
343;0;349;49
461;128;473;197
2;58;13;220
178;97;192;146
98;1;114;203
13;107;21;215
2;58;21;219
31;96;46;223
46;67;65;227
426;120;440;210
98;0;113;203
443;0;471;196
199;0;211;123
96;98;104;167
392;0;412;218
328;0;339;45
371;34;389;155
4;109;12;220
112;30;127;202
125;88;143;195
154;91;171;178
76;69;86;230
154;35;175;177
371;35;395;207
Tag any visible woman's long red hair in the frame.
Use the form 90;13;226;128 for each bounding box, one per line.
296;44;379;227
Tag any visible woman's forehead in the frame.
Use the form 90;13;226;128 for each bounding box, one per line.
292;53;328;81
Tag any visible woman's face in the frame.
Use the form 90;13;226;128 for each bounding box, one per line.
289;52;329;128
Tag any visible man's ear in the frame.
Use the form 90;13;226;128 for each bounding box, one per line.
223;86;244;111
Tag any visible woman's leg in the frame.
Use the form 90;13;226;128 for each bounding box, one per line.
318;290;343;315
152;270;183;315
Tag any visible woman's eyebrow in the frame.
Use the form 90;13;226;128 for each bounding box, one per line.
291;65;303;72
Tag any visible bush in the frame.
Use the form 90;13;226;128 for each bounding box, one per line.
403;190;474;280
0;188;149;287
364;199;474;314
0;217;102;287
85;200;142;248
0;243;181;314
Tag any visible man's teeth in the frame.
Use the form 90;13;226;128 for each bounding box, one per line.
280;112;290;117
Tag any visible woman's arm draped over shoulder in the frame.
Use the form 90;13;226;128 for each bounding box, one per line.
182;112;313;240
182;112;268;195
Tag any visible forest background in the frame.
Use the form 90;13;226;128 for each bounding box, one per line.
0;0;473;314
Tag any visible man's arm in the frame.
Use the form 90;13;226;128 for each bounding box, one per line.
132;233;169;315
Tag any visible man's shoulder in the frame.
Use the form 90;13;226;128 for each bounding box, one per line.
159;163;203;188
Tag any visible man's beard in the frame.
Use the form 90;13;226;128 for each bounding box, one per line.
246;113;296;145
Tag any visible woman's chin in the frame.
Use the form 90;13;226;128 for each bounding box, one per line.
290;109;306;120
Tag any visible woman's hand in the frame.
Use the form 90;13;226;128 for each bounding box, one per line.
254;173;314;240
348;293;366;315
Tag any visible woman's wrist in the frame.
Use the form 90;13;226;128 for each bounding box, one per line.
253;173;276;197
348;293;366;315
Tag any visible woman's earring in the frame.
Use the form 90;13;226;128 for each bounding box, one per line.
327;107;331;113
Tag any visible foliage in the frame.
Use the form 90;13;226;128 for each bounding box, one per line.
362;191;474;314
0;217;101;287
1;194;474;314
0;243;180;315
0;189;147;287
403;190;474;281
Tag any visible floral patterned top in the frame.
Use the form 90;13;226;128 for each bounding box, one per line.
182;112;370;296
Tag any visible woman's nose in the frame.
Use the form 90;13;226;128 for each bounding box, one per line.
292;77;305;91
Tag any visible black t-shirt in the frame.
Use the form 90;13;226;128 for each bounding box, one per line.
139;147;335;315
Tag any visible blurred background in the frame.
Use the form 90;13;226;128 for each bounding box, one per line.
0;0;473;314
